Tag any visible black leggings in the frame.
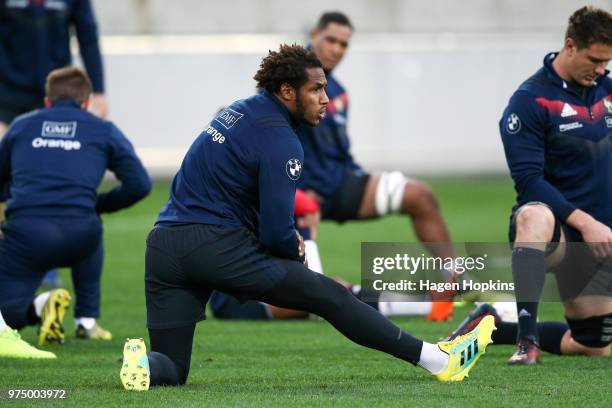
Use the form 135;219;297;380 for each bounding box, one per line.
148;264;423;386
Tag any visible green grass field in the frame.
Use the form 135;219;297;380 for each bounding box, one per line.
3;177;610;407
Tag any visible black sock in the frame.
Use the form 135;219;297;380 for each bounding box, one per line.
512;247;546;341
492;321;568;355
148;325;196;386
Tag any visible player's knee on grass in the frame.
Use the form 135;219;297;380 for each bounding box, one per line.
148;325;194;386
562;313;612;356
148;351;183;386
514;204;556;244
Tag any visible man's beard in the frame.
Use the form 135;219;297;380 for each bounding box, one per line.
295;93;315;126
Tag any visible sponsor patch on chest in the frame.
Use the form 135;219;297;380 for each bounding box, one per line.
559;122;583;132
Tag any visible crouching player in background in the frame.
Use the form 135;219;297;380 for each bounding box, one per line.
119;45;495;391
209;189;434;320
497;6;612;364
0;67;151;345
297;12;461;321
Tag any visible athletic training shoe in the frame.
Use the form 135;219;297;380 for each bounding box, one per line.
446;303;501;341
76;323;112;340
0;327;57;359
120;338;150;391
508;338;541;365
427;301;454;321
434;315;496;382
38;289;71;346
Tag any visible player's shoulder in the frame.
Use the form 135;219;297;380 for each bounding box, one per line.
512;68;552;101
3;108;48;140
210;94;286;133
598;73;612;92
69;109;118;139
325;72;346;95
241;92;294;130
326;71;344;88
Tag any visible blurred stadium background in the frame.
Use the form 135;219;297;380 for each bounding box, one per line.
86;0;612;177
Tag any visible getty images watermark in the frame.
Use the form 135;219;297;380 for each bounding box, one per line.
360;243;612;303
370;252;513;293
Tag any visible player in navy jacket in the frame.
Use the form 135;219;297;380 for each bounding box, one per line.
0;67;151;344
295;12;460;321
119;45;495;391
0;0;107;134
499;6;612;365
0;0;108;289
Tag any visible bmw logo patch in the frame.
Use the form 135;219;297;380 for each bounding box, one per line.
286;158;302;181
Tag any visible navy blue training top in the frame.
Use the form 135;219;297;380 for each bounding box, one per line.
0;100;151;218
500;52;612;227
295;72;361;198
0;0;104;107
157;91;304;261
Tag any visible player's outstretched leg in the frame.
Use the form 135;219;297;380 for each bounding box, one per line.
256;261;496;382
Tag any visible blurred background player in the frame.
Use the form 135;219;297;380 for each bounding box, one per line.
121;44;494;390
0;0;108;131
0;309;56;359
0;67;151;344
0;0;108;288
296;12;461;320
500;6;612;365
449;300;610;359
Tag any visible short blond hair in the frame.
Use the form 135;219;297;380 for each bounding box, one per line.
45;67;92;104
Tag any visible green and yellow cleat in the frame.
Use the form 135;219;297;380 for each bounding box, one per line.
120;338;150;391
76;323;112;340
0;327;57;359
434;315;496;382
38;289;71;346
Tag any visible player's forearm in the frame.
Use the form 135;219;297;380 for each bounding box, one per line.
515;175;576;221
96;176;152;214
566;209;597;232
259;221;301;261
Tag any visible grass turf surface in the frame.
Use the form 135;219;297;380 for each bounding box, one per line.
3;177;610;407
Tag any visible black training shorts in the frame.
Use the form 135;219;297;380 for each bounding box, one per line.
321;169;370;223
145;224;288;329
